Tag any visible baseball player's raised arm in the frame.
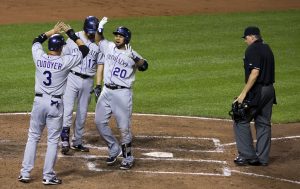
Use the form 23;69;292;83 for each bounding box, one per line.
61;23;89;58
95;17;108;43
32;22;63;44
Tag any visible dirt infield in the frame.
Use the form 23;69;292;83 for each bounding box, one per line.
0;0;300;188
0;114;300;189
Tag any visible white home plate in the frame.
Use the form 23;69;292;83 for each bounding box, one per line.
142;152;174;158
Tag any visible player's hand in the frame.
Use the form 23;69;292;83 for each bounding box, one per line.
98;17;108;33
123;44;136;59
53;21;64;34
92;85;102;103
60;22;72;33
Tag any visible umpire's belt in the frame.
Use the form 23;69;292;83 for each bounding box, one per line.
70;70;92;79
35;93;62;99
105;84;130;90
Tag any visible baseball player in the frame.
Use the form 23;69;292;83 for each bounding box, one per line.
18;22;89;185
60;16;107;154
94;17;148;170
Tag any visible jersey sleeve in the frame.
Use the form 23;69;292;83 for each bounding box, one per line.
62;49;83;70
132;50;143;60
32;42;45;62
246;46;261;70
97;39;110;65
62;38;79;55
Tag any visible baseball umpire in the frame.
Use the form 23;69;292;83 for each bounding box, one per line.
94;17;148;170
232;26;276;166
18;22;89;185
60;16;104;154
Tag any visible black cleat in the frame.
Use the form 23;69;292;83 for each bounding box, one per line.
120;161;134;170
18;175;30;183
71;144;89;152
42;177;62;185
106;150;122;165
61;141;70;155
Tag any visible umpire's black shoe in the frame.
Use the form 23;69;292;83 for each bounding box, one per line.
256;162;268;166
234;156;259;166
71;144;89;152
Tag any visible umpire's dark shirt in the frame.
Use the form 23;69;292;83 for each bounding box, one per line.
243;39;275;85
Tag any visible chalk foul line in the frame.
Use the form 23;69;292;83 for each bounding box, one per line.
231;169;300;185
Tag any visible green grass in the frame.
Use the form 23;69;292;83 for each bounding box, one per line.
0;10;299;123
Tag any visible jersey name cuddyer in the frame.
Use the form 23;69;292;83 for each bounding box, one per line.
99;39;143;88
32;42;83;95
63;31;100;76
37;60;62;70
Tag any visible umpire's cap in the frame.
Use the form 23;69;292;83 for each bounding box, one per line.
48;34;66;51
113;26;131;44
242;26;260;39
84;16;99;34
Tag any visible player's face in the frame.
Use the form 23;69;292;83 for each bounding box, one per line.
114;34;126;48
244;35;255;46
85;32;96;42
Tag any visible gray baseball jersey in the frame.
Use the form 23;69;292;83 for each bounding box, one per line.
99;39;142;88
95;39;143;165
20;41;83;180
62;31;100;146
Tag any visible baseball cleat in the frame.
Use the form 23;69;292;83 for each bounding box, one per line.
71;144;89;152
106;150;122;165
18;175;31;183
61;141;70;155
120;161;134;170
42;177;62;185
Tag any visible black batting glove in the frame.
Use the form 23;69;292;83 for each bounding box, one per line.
93;85;102;102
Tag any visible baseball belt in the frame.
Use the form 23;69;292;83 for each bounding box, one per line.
105;84;130;90
35;93;62;99
70;70;92;79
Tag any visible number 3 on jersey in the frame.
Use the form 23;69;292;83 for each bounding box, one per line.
43;71;52;86
113;67;127;78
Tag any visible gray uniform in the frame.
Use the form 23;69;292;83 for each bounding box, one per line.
95;39;142;165
62;31;100;146
20;41;83;180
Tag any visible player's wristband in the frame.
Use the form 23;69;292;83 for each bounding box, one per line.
66;29;79;42
138;60;148;72
32;33;48;44
97;28;104;34
133;56;140;62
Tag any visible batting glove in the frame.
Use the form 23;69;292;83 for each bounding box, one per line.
98;17;108;33
93;85;102;102
124;44;135;59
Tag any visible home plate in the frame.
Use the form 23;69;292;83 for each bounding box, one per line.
142;152;173;158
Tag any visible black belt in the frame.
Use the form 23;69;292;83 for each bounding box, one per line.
35;93;62;99
70;70;92;79
258;83;273;86
105;84;129;90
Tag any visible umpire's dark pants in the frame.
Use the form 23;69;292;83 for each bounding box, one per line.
233;85;275;164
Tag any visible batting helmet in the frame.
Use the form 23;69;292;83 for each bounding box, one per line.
113;26;131;44
83;16;99;34
48;34;66;51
